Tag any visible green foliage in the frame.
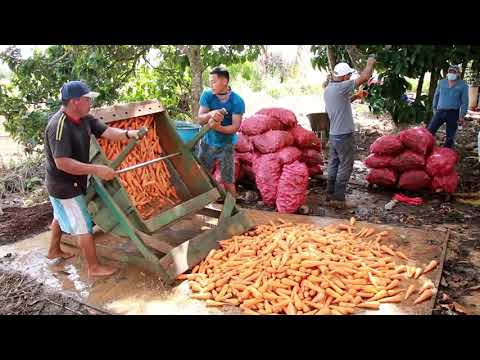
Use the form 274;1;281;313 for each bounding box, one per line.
312;45;480;125
0;45;150;149
310;45;349;71
0;45;262;150
365;72;427;125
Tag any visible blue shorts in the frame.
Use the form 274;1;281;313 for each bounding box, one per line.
197;140;235;184
49;195;93;235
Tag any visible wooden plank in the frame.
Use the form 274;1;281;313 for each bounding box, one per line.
144;188;221;233
90;100;165;123
158;210;256;283
220;192;236;221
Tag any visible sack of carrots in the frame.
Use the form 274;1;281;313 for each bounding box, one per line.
97;114;181;220
177;218;439;315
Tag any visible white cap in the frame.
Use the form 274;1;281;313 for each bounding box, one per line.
333;62;355;77
83;91;100;98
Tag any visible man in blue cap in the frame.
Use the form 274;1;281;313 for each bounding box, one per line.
427;65;469;148
44;81;140;277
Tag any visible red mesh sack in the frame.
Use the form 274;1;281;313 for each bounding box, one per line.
308;164;323;177
366;168;397;187
426;147;459;177
256;107;298;128
398;127;435;155
239;114;283;136
276;161;309;214
364;154;394;169
276;146;302;165
290;125;322;149
254;153;282;206
252;130;294;154
235;133;254;153
398;170;431;191
301;148;323;166
432;171;459;193
235;151;254;165
369;135;404;155
391;150;426;172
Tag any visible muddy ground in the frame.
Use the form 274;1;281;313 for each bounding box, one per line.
0;266;109;315
0;113;479;315
0;202;52;246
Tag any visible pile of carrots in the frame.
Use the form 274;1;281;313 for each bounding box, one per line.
97;115;180;219
178;218;439;315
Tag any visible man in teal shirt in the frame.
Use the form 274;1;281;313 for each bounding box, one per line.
197;67;245;197
427;65;469;148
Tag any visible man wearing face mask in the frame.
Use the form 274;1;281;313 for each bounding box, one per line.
427;65;469;148
324;57;376;209
197;67;245;198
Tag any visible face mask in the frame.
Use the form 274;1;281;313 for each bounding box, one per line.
447;73;457;81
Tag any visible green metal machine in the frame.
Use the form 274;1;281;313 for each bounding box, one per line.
84;100;254;284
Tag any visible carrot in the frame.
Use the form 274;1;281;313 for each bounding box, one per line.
316;307;331;315
370;290;388;302
404;284;416;300
378;294;403;303
243;309;260;315
350;217;356;226
418;281;434;295
356;301;380;310
206;300;226;307
395;250;409;261
413;267;423;279
422;260;438;274
413;289;434;304
191;293;212;300
386;279;400;290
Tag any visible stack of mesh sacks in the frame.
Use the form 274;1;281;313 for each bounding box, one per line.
365;127;459;193
220;107;323;213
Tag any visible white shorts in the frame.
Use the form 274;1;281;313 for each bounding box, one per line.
49;195;93;235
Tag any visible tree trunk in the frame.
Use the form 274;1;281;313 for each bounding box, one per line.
461;61;467;79
415;70;426;102
326;45;336;73
345;45;365;72
426;67;441;121
179;45;203;123
428;68;440;102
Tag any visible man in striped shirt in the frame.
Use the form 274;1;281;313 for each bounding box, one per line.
44;81;140;277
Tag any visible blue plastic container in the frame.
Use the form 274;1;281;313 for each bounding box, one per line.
174;120;201;144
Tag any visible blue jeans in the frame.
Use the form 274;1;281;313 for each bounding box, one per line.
327;133;355;201
427;109;459;148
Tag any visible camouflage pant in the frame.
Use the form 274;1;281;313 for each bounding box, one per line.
197;140;235;184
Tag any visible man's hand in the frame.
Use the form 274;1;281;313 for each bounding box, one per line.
209;110;224;123
95;165;116;181
127;129;141;140
208;118;221;130
459;117;465;127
